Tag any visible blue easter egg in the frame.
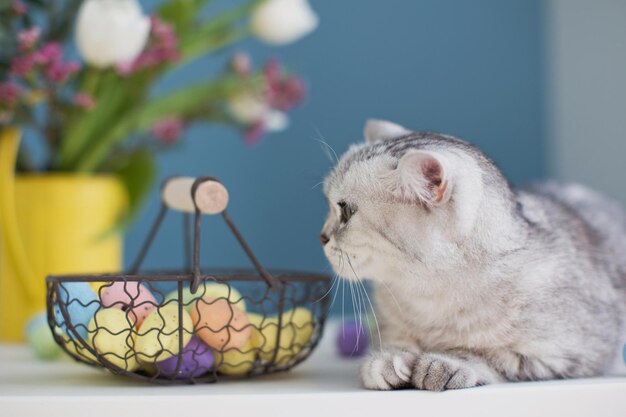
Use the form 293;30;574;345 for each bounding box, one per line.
54;282;99;339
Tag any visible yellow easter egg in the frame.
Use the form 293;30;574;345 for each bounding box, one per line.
88;308;139;371
284;307;314;346
215;341;256;376
249;308;314;365
201;283;247;311
135;304;193;363
273;308;315;366
248;313;279;361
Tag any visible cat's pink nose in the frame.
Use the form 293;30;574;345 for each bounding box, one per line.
320;234;330;246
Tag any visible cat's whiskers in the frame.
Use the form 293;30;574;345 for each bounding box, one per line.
348;280;361;351
347;256;383;352
311;180;325;190
353;277;366;353
314;273;338;304
313;131;339;163
340;250;347;338
379;279;403;313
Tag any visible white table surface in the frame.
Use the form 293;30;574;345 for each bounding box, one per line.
2;322;626;417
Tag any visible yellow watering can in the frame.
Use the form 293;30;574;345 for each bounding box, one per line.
0;127;126;342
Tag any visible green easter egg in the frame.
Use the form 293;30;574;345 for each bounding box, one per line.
26;319;61;361
164;283;246;312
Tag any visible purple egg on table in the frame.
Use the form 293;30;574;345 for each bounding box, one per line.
337;321;369;358
156;337;214;379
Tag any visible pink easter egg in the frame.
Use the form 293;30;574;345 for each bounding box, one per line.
100;282;157;327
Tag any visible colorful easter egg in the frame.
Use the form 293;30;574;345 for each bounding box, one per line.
155;336;214;379
336;320;369;357
164;283;246;312
275;307;315;365
54;282;99;339
215;341;256;376
248;313;278;361
135;304;193;363
249;308;314;365
191;297;251;351
100;281;157;327
88;308;139;371
26;312;61;361
284;307;314;347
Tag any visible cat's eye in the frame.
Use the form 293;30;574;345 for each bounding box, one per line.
338;201;355;224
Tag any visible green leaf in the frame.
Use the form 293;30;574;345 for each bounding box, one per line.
57;72;129;169
177;0;262;63
75;75;262;172
111;150;156;231
58;70;154;170
158;0;213;33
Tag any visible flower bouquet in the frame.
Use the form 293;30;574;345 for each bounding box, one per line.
0;0;318;221
0;0;318;342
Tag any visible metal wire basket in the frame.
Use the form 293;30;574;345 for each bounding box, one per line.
46;176;331;384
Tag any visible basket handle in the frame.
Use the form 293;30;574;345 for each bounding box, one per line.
187;176;278;292
162;176;229;215
129;176;278;290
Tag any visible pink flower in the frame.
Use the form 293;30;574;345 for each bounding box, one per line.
261;59;306;111
116;16;180;76
45;60;80;83
11;1;27;15
0;82;21;106
18;27;40;51
150;16;177;48
263;59;281;86
151;117;183;145
283;76;306;104
34;43;62;65
231;52;252;76
243;121;266;145
10;54;35;76
73;92;96;110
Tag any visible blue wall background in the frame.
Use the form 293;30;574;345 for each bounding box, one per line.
127;1;546;309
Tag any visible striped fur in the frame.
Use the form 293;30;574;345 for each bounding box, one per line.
321;120;626;391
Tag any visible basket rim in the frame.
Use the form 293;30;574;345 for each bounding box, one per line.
46;268;331;284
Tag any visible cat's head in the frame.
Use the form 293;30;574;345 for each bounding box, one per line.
321;119;515;282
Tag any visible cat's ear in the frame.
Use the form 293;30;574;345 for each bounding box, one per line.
364;119;411;144
390;151;451;205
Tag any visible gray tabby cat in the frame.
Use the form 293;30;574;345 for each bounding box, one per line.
321;119;626;391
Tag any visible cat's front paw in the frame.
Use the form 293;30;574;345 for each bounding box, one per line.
360;349;418;390
412;352;485;391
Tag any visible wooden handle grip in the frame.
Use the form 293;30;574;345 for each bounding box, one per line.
161;177;229;215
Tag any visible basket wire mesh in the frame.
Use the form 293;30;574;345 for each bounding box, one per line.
46;176;331;384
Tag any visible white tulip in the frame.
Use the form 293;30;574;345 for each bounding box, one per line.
76;0;151;68
227;92;268;124
251;0;318;45
264;109;289;132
